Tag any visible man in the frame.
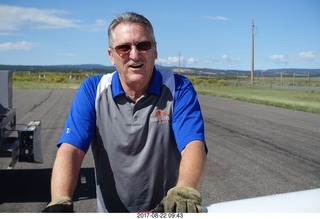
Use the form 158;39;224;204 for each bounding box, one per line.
43;12;207;213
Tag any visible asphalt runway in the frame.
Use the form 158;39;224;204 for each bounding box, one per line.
0;89;319;212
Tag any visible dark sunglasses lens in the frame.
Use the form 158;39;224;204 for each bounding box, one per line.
115;45;131;54
137;41;152;51
114;41;152;55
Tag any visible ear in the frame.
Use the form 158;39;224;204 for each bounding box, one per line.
107;48;115;65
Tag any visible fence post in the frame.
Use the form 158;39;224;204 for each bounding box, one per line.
293;73;295;86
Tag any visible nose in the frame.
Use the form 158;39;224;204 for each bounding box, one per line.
129;46;140;61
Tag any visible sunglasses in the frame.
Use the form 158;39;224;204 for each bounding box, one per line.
111;41;154;56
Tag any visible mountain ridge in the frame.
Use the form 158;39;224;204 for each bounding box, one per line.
1;64;319;77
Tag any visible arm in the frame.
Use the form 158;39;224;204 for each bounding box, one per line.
152;140;207;213
176;140;207;190
51;143;85;200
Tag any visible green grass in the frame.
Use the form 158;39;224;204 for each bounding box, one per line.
195;85;320;114
13;80;81;89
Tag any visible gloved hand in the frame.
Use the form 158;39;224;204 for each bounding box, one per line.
151;186;206;213
42;196;74;213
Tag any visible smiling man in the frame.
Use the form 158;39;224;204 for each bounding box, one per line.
108;19;157;101
43;12;208;213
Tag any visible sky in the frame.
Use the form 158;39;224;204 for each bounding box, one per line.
0;0;319;70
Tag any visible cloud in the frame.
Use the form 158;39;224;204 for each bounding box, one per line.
221;54;241;65
298;51;316;61
168;56;181;63
221;54;230;63
0;41;40;51
201;16;230;21
156;56;199;67
156;56;180;66
0;4;81;33
157;54;243;68
64;53;78;58
187;57;199;65
269;54;287;65
94;19;108;28
84;19;108;32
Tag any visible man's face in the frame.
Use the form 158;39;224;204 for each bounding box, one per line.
108;23;157;88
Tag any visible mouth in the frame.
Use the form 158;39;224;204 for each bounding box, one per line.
129;63;144;69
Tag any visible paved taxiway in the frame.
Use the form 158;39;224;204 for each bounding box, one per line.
0;89;319;212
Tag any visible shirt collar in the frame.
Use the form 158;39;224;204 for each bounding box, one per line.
111;67;162;99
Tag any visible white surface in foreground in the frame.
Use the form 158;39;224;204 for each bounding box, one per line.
206;188;320;212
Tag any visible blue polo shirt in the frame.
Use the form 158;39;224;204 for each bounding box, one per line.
58;68;207;212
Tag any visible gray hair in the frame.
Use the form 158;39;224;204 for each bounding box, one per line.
108;12;156;47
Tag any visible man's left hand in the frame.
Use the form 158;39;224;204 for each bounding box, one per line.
151;186;206;213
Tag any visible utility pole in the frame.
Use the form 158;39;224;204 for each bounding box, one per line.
251;17;255;85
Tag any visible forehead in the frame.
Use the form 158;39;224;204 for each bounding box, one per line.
112;23;151;44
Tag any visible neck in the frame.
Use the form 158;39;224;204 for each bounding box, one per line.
122;83;148;102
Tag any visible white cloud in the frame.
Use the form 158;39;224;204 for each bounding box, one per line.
156;56;199;67
298;51;316;61
0;41;40;51
95;19;107;28
187;57;199;65
64;53;78;57
157;54;242;67
0;4;81;33
220;54;241;65
156;56;183;66
83;19;108;32
269;54;287;64
201;16;230;21
221;54;230;63
168;56;181;63
156;56;177;66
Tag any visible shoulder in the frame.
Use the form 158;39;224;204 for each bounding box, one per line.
156;69;190;86
174;74;192;89
155;69;194;98
73;73;115;107
81;74;106;87
157;69;191;83
80;73;114;94
79;75;102;91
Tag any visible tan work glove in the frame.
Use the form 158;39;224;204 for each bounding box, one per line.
151;186;206;213
42;196;74;213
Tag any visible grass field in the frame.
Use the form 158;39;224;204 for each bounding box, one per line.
13;80;81;89
195;85;320;114
12;73;320;114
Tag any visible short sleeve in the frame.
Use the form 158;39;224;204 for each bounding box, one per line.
172;75;207;153
57;76;102;153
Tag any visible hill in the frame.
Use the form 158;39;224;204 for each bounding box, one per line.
0;64;116;74
0;64;319;77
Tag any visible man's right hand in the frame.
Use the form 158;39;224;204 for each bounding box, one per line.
42;196;74;213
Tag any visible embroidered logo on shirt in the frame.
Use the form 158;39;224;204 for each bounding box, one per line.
150;108;170;124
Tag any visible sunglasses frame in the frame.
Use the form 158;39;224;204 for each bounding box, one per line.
111;41;154;56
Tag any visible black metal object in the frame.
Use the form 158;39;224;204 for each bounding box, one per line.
19;121;42;163
0;70;42;168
